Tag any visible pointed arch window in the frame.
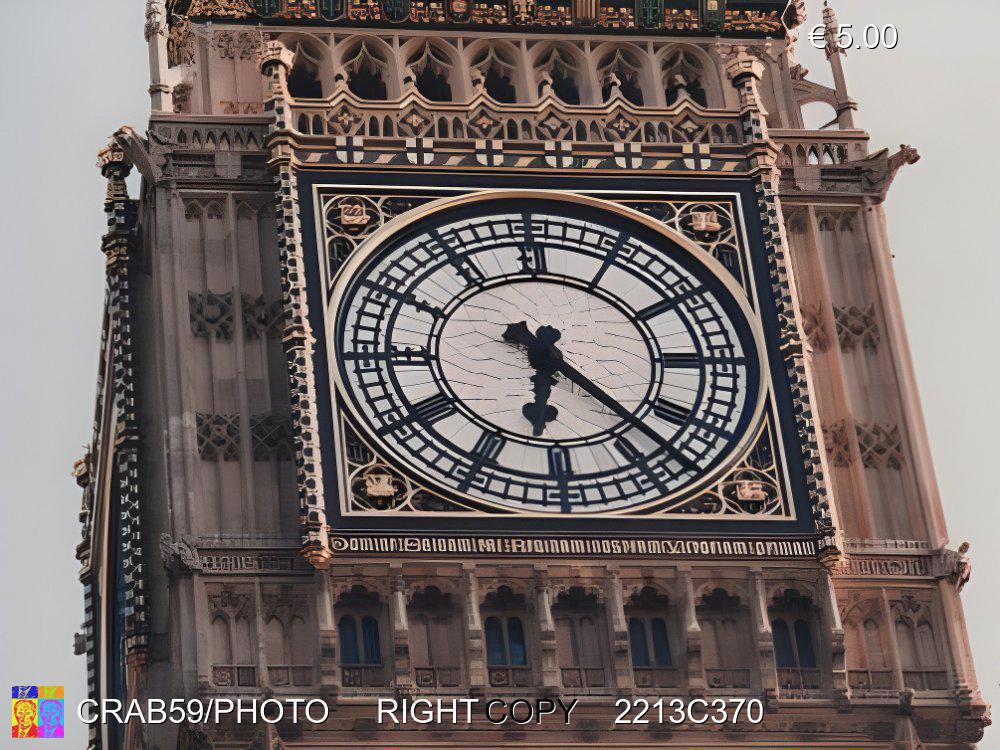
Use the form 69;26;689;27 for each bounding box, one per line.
626;587;677;687
343;43;388;100
552;587;608;691
769;589;822;691
408;586;462;688
662;48;709;107
335;586;388;688
481;587;533;688
697;588;753;690
599;48;645;106
551;63;580;105
473;46;518;103
288;47;324;99
409;44;454;102
539;47;582;105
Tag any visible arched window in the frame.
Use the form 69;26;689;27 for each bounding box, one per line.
481;587;532;687
485;617;506;666
408;586;462;688
794;619;817;669
651;618;671;667
628;619;651;667
409;43;454;102
626;587;676;687
863;619;886;668
553;587;608;690
343;42;388;100
551;63;580;105
697;588;753;689
334;585;388;688
362;616;381;664
338;615;360;664
507;617;527;666
288;47;324;99
599;47;645;106
538;46;583;105
771;619;796;668
662;47;709;107
769;589;821;690
473;45;519;103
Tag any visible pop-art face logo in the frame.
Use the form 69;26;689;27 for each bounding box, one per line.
11;686;63;739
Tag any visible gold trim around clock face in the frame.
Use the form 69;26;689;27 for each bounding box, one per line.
327;189;770;517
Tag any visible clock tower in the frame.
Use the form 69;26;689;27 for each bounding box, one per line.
76;0;989;748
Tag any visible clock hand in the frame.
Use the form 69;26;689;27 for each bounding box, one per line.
502;322;678;454
502;322;560;436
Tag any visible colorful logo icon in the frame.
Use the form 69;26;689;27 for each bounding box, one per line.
11;686;64;739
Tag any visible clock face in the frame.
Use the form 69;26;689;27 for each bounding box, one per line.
331;194;765;514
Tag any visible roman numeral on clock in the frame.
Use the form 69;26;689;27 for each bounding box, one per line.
653;397;692;426
412;393;457;424
458;432;507;492
520;213;547;274
661;351;701;369
547;446;575;512
614;436;667;494
638;287;704;320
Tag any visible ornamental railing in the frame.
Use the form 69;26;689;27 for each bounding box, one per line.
288;94;746;145
341;664;389;688
488;665;534;688
706;667;752;689
770;129;872;166
413;665;462;688
561;666;607;689
848;668;895;697
903;669;950;692
633;666;683;689
267;665;315;687
777;667;822;690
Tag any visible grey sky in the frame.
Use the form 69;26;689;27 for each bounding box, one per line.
0;2;994;748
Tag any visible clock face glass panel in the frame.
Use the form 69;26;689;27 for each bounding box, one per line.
332;197;764;514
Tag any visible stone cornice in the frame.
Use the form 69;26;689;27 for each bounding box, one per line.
178;0;794;37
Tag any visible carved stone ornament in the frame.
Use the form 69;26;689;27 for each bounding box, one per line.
167;17;195;67
187;0;255;18
160;533;203;573
196;413;241;461
855;422;904;470
835;304;880;350
72;454;92;488
145;0;166;40
822;420;852;467
800;304;830;352
213;30;263;61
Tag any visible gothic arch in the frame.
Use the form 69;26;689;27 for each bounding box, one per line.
466;39;523;104
656;44;722;108
624;580;676;602
530;42;590;105
593;42;651;107
479;580;533;606
401;38;463;102
406;579;462;603
277;34;334;100
335;36;394;100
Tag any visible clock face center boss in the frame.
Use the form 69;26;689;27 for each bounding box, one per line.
331;193;767;515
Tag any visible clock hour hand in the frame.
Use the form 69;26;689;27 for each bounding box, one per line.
502;321;672;452
502;322;560;436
